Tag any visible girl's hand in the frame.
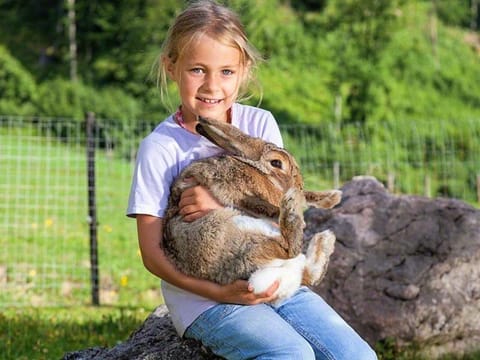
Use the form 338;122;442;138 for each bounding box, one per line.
179;183;222;222
216;279;280;305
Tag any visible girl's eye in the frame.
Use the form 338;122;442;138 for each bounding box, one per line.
222;69;234;76
191;68;204;74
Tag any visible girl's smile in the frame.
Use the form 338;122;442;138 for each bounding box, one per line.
198;98;222;104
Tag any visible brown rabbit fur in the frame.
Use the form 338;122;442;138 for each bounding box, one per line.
163;116;340;302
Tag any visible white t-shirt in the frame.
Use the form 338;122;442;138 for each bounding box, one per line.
126;103;283;336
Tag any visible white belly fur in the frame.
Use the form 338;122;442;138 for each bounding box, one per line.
232;215;281;237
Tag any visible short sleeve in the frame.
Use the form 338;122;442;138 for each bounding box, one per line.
126;138;174;218
261;111;284;148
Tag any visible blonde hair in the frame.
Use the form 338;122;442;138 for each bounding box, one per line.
155;0;263;110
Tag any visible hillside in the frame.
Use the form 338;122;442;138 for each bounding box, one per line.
0;0;478;125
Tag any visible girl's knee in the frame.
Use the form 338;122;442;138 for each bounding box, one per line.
234;338;315;359
316;338;377;360
283;340;315;359
263;337;315;360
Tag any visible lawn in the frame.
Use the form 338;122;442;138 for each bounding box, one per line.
0;122;166;358
0;124;163;308
1;306;152;360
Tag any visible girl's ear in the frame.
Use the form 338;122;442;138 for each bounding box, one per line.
163;56;177;81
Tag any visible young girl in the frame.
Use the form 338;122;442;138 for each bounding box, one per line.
127;1;377;359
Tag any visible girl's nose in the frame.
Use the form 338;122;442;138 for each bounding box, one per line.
203;72;219;91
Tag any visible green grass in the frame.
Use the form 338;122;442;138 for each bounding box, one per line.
375;337;480;360
0;306;152;360
0;124;165;357
0;125;163;307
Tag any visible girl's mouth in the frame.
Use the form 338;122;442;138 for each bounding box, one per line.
197;97;222;104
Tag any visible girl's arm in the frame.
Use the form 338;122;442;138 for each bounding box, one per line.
136;212;279;304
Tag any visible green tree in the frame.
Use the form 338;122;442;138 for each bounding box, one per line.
0;45;37;115
320;0;408;125
435;0;479;29
0;0;67;80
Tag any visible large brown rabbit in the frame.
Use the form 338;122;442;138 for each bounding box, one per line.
163;116;340;303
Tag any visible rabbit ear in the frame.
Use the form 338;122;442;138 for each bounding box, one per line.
196;117;265;160
304;190;342;209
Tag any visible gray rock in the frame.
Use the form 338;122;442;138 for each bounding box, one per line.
306;177;480;358
62;306;222;359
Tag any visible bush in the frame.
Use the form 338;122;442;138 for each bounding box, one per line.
0;45;37;115
35;78;141;120
35;78;143;154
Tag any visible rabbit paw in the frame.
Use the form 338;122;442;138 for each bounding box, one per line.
318;229;335;257
304;229;336;285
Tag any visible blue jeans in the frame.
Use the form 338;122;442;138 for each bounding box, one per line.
184;287;377;360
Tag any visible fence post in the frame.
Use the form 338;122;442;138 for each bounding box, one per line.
424;174;431;198
333;162;340;189
387;172;395;193
86;112;100;306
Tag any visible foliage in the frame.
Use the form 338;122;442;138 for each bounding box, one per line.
374;5;480;123
0;0;478;126
34;78;147;150
436;0;479;29
35;78;140;120
0;45;38;115
376;337;480;360
74;0;178;95
0;0;67;80
375;338;425;360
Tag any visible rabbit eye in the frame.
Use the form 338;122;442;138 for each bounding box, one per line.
270;160;283;169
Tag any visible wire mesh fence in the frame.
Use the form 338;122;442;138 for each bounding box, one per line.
0;114;158;307
0;114;478;307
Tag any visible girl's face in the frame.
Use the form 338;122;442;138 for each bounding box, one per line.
167;34;246;125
